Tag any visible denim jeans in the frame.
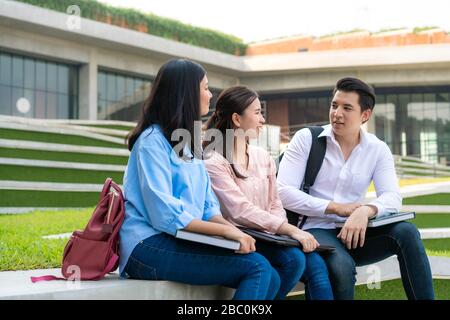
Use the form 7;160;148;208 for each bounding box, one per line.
307;221;434;300
302;252;334;300
254;241;305;299
123;233;281;300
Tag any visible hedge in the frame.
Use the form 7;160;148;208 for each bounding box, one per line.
15;0;247;55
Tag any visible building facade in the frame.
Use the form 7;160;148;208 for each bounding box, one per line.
1;1;450;164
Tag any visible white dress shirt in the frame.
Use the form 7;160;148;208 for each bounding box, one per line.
277;124;402;230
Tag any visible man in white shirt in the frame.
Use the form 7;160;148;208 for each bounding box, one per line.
277;77;434;300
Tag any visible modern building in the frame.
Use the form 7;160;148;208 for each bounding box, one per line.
1;0;450;164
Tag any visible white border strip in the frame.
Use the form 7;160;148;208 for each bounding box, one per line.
56;124;128;137
0;115;136;127
0;139;130;156
0;157;126;172
0;207;91;214
0;181;109;192
0;122;125;145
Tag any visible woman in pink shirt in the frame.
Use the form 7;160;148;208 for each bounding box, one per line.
203;85;333;300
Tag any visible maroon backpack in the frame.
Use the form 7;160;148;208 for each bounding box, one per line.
31;178;125;282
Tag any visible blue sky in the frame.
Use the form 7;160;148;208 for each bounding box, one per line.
99;0;450;43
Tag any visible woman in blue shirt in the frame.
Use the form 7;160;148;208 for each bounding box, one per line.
119;59;293;299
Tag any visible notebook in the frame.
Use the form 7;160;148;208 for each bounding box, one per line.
238;227;335;253
335;211;416;228
175;229;241;250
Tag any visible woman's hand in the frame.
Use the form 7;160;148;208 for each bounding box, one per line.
290;230;320;253
222;226;256;254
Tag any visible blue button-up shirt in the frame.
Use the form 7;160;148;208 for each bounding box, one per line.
119;125;221;275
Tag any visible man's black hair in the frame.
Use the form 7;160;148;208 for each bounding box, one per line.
333;77;376;111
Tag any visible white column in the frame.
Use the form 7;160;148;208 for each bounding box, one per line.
78;49;97;120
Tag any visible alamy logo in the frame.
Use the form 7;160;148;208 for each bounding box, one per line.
366;265;381;290
66;265;81;289
66;5;81;30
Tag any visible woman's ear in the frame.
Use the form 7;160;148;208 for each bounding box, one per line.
231;112;241;128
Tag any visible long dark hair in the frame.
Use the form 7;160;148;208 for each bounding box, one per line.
203;85;259;178
127;59;206;159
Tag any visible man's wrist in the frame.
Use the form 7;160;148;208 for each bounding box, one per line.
361;205;377;218
325;201;337;215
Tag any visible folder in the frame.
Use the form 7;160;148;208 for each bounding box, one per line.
238;227;335;253
175;229;240;250
335;211;416;228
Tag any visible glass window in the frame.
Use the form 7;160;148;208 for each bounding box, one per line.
46;63;58;92
97;99;107;120
136;79;148;102
1;51;78;118
317;97;329;122
12;87;24;117
305;98;317;124
58;94;69;119
12;56;24;88
70;66;78;96
116;75;125;102
35;90;46;119
106;74;116;101
24;58;35;89
97;69;151;120
0;54;12;86
70;96;78;119
24;89;35;118
126;77;134;102
58;65;69;94
97;72;106;101
36;61;46;91
0;85;12;115
46;92;57;119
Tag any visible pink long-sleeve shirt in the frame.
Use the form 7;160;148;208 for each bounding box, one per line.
204;145;288;234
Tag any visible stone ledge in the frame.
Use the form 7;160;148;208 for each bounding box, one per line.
0;269;235;300
1;256;448;300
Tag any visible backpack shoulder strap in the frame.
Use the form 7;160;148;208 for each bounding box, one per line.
302;126;327;194
283;126;327;228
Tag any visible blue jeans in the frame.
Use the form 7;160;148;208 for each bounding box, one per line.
302;252;334;300
254;241;305;299
307;222;434;300
123;233;280;300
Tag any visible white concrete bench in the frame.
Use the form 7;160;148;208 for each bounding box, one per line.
0;269;235;300
1;256;448;299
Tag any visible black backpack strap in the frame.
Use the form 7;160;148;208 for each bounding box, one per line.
285;126;327;229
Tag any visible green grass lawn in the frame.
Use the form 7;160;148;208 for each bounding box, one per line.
0;190;101;207
412;213;450;228
0;147;128;165
0;164;123;184
1;210;449;271
0;128;125;148
403;193;450;205
0;209;93;271
413;214;450;258
288;278;450;300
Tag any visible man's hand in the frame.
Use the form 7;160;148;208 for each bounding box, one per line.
326;201;362;217
337;205;376;249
